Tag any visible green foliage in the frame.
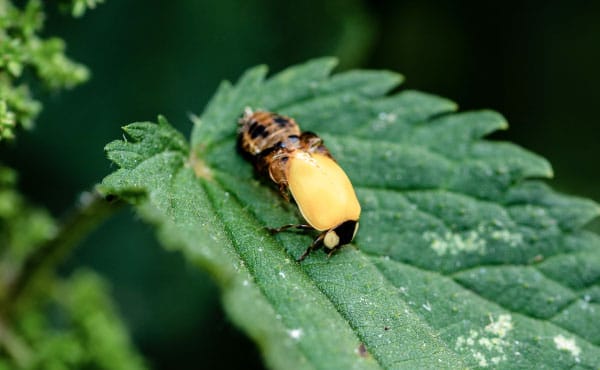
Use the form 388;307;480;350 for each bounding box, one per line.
1;3;142;368
0;0;90;140
0;165;55;262
102;58;600;368
0;164;144;369
10;270;145;370
59;0;105;18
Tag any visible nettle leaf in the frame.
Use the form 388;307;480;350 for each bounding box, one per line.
101;58;600;369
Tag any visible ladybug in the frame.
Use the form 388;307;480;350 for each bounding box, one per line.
238;108;361;261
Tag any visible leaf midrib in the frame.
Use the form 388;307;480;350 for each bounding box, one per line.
206;173;386;368
209;168;464;368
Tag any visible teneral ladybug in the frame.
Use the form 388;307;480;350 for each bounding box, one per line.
238;108;361;261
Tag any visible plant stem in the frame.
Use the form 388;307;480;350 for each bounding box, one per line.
3;188;123;312
0;317;32;367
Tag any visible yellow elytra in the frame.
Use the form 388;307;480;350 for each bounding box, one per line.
238;108;361;261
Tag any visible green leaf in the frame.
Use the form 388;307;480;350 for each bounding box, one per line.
59;0;105;18
0;0;90;140
102;58;600;369
0;163;144;369
11;270;146;370
0;165;56;263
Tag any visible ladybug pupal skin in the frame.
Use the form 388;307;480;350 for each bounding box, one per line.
238;109;300;156
238;109;301;194
238;108;361;260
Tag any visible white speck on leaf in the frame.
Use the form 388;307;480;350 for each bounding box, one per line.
485;314;513;338
478;337;492;350
423;230;486;256
288;328;303;340
378;112;397;122
424;222;524;256
279;271;286;279
491;356;502;365
422;302;432;312
372;112;398;131
553;335;581;362
455;314;513;367
579;300;592;311
473;351;488;367
466;333;476;347
489;229;523;247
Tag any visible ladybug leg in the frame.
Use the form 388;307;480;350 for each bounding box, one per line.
268;224;313;234
326;246;341;258
297;233;325;262
278;182;290;202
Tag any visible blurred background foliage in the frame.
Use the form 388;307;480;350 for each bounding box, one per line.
1;0;599;369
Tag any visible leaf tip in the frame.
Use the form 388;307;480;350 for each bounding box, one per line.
498;117;509;131
544;161;555;178
526;154;554;179
387;70;405;85
315;56;339;70
188;112;202;127
248;63;269;77
157;115;169;126
587;201;600;221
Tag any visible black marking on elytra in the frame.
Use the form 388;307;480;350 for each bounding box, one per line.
256;141;282;158
236;134;256;162
274;116;290;126
248;121;259;132
250;124;267;139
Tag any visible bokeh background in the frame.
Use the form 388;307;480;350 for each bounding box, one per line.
4;1;600;368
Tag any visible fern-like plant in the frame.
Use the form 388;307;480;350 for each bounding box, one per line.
0;1;144;369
